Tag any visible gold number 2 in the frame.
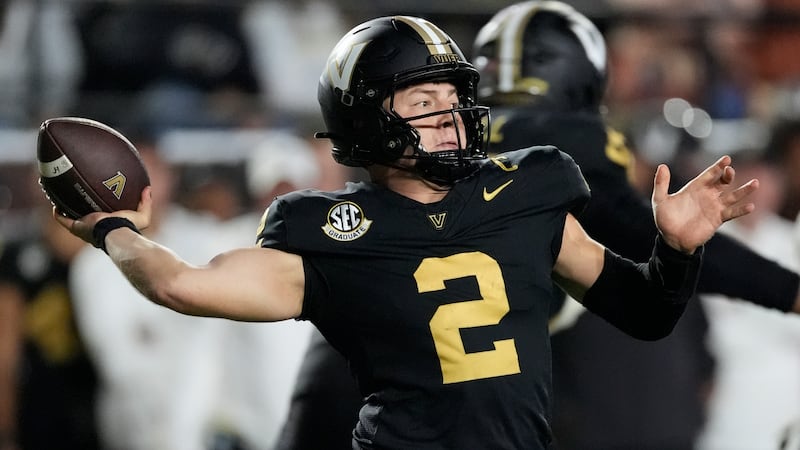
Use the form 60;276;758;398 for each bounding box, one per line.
414;252;521;384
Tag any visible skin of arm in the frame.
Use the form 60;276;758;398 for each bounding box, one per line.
55;187;305;323
54;152;755;331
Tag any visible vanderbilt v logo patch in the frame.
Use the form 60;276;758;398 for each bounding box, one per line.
428;212;447;230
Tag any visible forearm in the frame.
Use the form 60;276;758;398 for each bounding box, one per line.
104;227;195;313
104;225;304;321
580;236;703;340
582;173;800;313
701;234;799;312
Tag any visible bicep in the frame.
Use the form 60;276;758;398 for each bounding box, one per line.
167;247;305;322
552;213;606;301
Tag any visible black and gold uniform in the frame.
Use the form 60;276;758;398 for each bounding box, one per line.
490;105;799;311
273;12;703;450
473;3;798;447
261;147;589;448
0;238;99;450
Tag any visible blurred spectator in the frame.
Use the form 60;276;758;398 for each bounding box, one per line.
703;19;759;119
216;130;322;449
0;196;98;450
0;0;83;127
696;147;800;450
245;131;321;211
764;118;800;221
73;2;262;132
241;0;347;124
176;164;248;222
224;130;323;241
69;140;233;450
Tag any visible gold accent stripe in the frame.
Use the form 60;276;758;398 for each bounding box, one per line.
499;4;541;90
396;16;453;55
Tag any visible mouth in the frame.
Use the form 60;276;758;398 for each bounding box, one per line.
431;141;461;152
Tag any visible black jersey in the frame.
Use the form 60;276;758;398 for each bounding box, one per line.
490;105;799;311
0;239;100;449
258;147;590;449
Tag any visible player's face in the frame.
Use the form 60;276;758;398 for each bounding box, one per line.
388;82;467;154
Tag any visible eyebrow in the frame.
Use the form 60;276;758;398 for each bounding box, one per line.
406;85;458;97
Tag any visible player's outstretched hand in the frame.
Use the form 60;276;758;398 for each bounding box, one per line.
53;186;153;246
652;155;758;254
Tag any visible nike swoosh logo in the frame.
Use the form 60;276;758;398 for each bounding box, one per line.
483;179;514;201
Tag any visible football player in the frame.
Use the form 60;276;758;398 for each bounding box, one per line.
473;0;800;314
56;16;756;449
276;3;800;449
472;1;800;448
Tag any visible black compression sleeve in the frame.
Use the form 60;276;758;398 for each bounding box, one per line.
700;234;798;312
581;171;799;313
581;236;704;341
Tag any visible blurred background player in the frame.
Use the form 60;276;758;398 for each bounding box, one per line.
214;130;321;450
695;141;800;450
275;2;800;449
0;176;99;450
472;2;800;448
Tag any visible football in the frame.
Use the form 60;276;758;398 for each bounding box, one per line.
37;117;150;219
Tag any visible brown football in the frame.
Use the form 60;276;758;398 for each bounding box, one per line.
37;117;150;219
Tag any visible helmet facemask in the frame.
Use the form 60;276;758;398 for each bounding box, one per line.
377;76;490;185
316;16;491;186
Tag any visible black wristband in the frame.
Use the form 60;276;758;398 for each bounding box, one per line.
92;217;140;253
651;234;704;300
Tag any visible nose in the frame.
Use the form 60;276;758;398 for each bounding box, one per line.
434;109;458;130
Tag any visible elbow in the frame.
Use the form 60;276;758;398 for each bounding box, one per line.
618;302;687;341
151;278;198;315
139;273;197;315
586;299;687;342
120;258;202;314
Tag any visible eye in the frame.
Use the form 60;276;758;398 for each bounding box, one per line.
416;100;431;108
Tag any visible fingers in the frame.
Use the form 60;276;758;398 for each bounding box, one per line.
651;164;671;204
139;186;152;211
725;178;759;204
52;207;74;229
720;178;759;222
720;165;735;186
698;155;733;186
724;202;756;222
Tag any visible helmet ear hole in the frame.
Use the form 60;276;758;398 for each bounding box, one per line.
382;123;412;159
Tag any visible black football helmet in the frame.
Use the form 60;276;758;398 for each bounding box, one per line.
316;16;490;185
473;1;607;112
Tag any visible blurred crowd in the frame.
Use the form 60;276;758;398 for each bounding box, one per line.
4;0;800;449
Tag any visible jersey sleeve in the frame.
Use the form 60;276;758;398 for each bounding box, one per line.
513;146;590;217
256;198;289;250
255;194;332;321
